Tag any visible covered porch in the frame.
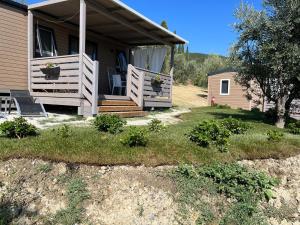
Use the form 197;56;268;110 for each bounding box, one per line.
28;0;187;116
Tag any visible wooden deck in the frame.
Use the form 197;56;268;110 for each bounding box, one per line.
29;55;172;116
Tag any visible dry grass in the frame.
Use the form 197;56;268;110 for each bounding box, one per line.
172;84;208;108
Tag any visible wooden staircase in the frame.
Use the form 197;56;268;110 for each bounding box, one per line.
97;96;147;118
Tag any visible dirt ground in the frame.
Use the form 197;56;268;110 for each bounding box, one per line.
172;84;208;108
0;154;299;225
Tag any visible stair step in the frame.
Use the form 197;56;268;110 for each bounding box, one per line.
98;106;143;112
105;111;147;118
98;100;137;106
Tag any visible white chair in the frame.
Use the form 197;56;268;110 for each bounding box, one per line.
107;67;116;93
111;74;126;95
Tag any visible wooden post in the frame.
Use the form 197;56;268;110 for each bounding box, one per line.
92;60;99;115
138;72;144;107
28;10;33;92
78;0;86;115
126;65;132;98
169;45;175;104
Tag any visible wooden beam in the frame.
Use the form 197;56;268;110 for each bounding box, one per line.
33;11;128;47
87;23;122;30
169;45;175;104
28;10;33;92
86;0;172;46
78;0;86;115
107;7;124;13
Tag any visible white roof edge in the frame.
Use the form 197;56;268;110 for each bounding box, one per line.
111;0;188;44
28;0;188;44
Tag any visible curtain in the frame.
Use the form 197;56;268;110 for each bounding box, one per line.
133;46;167;73
150;47;167;73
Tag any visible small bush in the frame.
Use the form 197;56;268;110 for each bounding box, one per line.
55;124;72;138
286;121;300;135
148;119;165;132
221;117;250;135
267;130;284;142
121;127;148;147
187;120;231;152
214;104;231;109
265;108;278;123
0;117;38;139
93;114;126;134
251;107;261;113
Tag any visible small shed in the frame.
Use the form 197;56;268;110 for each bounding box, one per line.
207;68;261;110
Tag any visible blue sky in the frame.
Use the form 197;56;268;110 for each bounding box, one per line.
28;0;263;56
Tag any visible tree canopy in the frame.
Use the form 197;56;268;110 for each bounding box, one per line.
231;0;300;127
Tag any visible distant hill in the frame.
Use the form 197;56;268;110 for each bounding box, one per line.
188;53;227;64
188;53;210;64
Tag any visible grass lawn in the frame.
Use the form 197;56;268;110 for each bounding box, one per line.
0;107;299;166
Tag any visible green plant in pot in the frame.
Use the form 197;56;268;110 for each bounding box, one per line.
151;75;164;88
41;62;60;79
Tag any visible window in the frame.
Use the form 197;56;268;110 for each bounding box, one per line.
69;36;98;60
220;79;230;95
35;26;57;57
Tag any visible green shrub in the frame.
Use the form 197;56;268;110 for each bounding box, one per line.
214;104;231;109
251;107;261;113
55;124;72;138
221;117;250;135
0;117;38;139
267;130;284;142
93;114;126;134
187;120;231;152
200;163;278;202
286;121;300;135
265;108;278;123
148;119;165;132
121;127;148;147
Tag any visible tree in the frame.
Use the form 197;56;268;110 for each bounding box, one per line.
185;46;190;61
160;21;171;74
194;55;229;88
161;20;169;30
231;0;300;128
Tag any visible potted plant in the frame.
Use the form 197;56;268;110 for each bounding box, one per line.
151;75;164;90
40;62;60;79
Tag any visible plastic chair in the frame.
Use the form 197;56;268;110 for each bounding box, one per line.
111;74;126;95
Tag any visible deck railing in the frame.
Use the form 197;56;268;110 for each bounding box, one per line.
82;53;99;115
130;66;172;108
30;54;99;115
127;64;144;107
30;55;81;106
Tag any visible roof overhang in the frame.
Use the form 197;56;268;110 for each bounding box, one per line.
28;0;188;46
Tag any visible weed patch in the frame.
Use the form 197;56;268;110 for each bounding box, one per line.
48;178;89;225
172;163;278;224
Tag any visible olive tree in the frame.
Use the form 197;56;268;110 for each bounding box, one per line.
231;0;300;128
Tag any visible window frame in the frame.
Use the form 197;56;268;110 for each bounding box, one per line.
35;25;58;58
68;35;98;60
220;79;230;96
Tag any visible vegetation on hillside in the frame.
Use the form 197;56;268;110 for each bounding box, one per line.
160;21;230;88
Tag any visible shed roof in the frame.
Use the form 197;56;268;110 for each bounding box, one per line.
29;0;188;46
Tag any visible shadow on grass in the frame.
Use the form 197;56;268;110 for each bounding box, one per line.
0;200;36;225
210;110;273;125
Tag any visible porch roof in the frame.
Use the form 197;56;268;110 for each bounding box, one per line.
28;0;188;46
